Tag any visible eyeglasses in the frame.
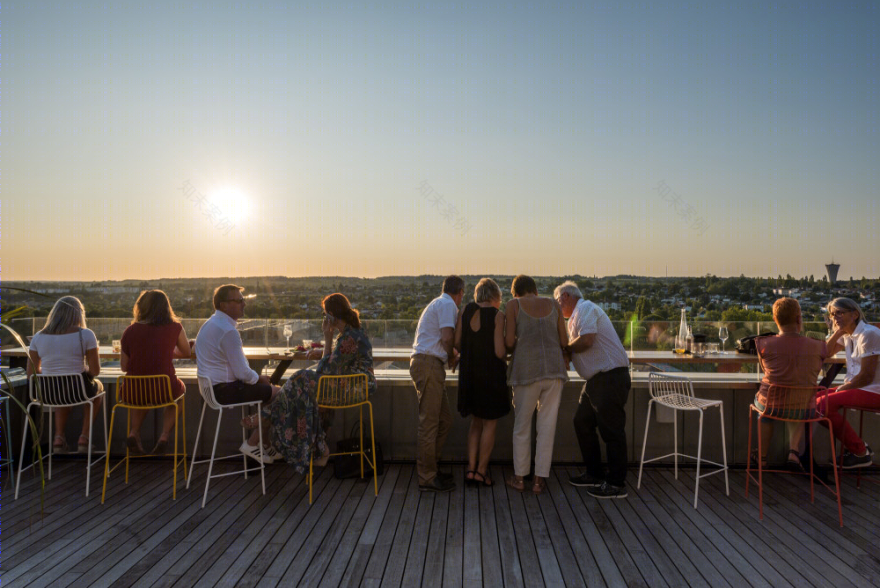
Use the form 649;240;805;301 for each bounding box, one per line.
829;310;852;318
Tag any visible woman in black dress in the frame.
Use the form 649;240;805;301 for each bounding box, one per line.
454;278;510;486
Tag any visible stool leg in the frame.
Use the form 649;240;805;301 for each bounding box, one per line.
673;407;679;479
241;406;248;480
188;401;207;489
15;403;36;500
368;401;378;497
257;406;266;496
719;403;729;496
203;409;223;509
694;410;704;509
637;400;653;489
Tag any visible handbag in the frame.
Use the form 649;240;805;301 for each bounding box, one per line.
333;422;384;479
735;333;776;354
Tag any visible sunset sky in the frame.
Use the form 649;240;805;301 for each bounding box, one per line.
4;2;879;281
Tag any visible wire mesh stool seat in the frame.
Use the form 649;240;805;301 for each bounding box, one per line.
745;384;843;526
637;372;729;508
102;375;187;502
187;375;266;508
15;373;108;498
309;373;377;504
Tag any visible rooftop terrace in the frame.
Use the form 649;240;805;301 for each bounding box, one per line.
4;460;880;588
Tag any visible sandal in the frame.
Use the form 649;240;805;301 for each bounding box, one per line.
785;449;806;473
53;435;69;454
505;475;525;492
241;413;261;430
532;476;546;495
473;471;494;487
126;435;146;455
464;470;479;486
151;439;168;456
77;435;92;453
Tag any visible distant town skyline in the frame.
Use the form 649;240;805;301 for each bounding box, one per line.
4;2;879;281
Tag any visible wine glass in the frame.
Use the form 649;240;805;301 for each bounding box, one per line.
282;324;293;352
719;326;729;354
302;339;313;358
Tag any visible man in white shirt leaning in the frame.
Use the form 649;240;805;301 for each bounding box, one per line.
410;276;465;492
195;284;280;463
555;280;631;499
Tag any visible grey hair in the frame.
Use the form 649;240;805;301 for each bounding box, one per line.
553;280;583;301
42;296;87;335
827;297;866;323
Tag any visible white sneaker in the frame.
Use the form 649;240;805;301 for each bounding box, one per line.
240;441;274;464
263;444;280;463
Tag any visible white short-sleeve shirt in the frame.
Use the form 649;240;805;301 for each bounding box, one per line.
411;293;459;362
29;329;98;374
567;298;629;381
842;321;880;394
194;311;260;385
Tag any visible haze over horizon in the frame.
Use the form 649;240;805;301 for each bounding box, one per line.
4;2;879;282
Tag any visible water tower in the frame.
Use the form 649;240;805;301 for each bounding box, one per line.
825;260;840;285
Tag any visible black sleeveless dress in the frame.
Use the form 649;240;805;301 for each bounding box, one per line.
457;302;511;419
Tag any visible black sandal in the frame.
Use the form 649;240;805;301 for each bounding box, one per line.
464;470;479;486
473;471;494;487
785;449;806;473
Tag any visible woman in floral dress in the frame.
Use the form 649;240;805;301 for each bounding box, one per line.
262;293;376;472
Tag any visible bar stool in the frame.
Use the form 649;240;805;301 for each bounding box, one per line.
637;372;729;508
310;373;376;504
15;373;108;498
187;375;267;508
102;375;187;502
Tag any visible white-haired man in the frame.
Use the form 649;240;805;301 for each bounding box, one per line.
554;280;631;499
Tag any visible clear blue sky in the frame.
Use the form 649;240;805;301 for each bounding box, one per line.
4;1;878;280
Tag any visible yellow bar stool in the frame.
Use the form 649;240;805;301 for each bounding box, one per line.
309;373;377;504
102;375;187;502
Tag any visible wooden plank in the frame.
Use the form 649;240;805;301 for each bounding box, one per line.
461;471;482;587
294;476;371;587
552;469;628;588
399;487;434;587
632;469;741;588
500;466;543;587
724;469;880;584
2;462;171;584
488;465;521;588
124;463;287;588
250;470;353;586
6;463;195;588
542;472;604;587
231;466;338;588
422;488;450;588
366;466;420;588
696;470;875;588
104;468;246;588
362;465;418;586
587;479;673;588
652;469;794;588
68;465;262;588
520;484;567;586
442;471;464;588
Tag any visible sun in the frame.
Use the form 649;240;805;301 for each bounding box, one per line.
209;186;251;223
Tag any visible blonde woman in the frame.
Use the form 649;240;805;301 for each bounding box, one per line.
454;278;509;487
27;296;104;453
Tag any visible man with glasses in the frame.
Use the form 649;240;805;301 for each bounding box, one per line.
554;280;631;499
195;284;279;463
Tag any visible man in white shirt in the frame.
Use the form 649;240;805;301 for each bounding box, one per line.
555;281;631;499
195;284;279;463
410;276;464;492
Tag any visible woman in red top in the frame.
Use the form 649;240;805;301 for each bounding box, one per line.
120;290;192;454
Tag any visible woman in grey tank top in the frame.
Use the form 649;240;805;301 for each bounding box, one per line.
504;275;569;494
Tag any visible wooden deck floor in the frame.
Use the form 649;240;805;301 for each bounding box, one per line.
3;459;880;588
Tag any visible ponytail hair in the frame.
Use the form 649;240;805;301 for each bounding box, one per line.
322;293;361;330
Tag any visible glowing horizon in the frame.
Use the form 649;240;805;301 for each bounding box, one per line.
4;3;879;283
